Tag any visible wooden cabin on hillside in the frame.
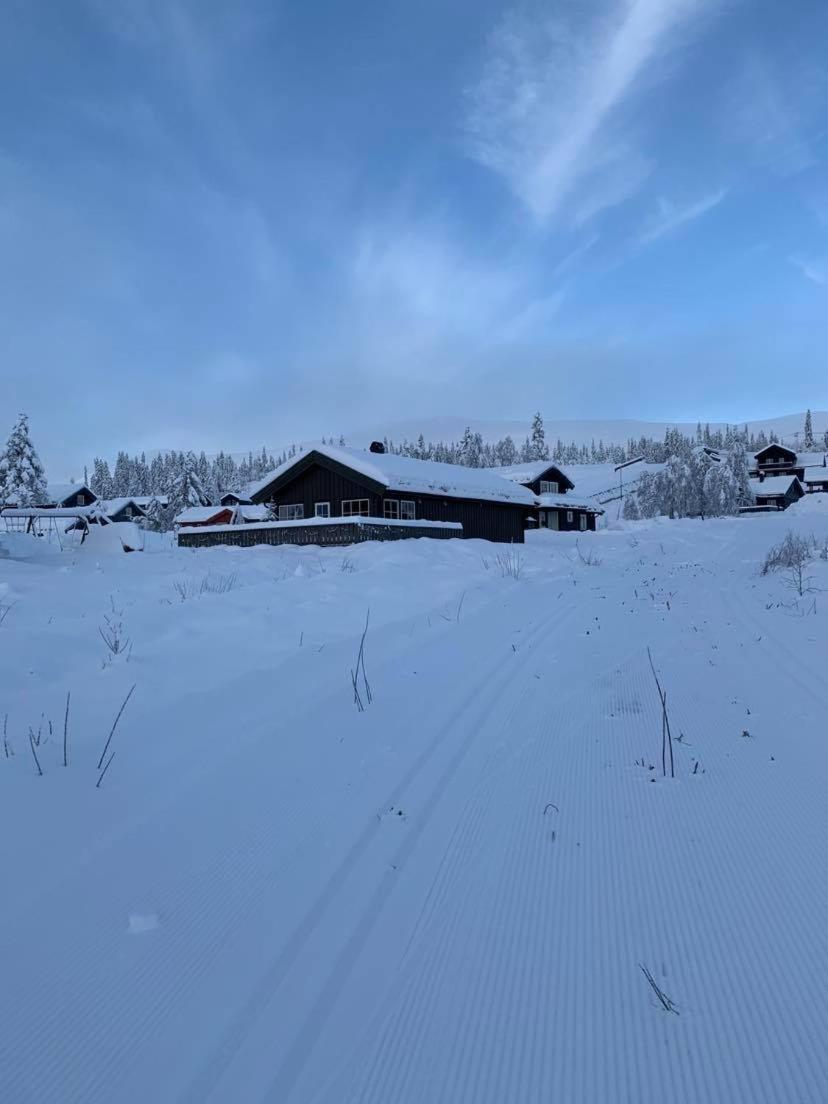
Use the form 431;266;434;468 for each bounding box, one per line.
496;461;603;531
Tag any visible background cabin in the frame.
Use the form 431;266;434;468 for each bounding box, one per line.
747;475;805;510
749;445;804;481
38;483;97;509
496;461;602;532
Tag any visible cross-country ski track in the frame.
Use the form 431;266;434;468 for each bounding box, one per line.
1;503;827;1103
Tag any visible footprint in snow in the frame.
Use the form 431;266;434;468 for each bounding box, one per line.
127;913;160;935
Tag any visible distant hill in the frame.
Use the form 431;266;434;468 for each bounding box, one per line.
342;412;828;451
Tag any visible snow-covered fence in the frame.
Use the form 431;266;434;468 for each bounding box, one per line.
176;516;462;550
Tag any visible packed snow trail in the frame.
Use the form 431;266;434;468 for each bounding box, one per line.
1;505;828;1103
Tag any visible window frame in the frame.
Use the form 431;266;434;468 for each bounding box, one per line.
400;499;416;520
383;499;400;520
539;480;559;495
579;514;587;531
342;498;370;518
566;510;574;523
278;503;305;521
314;501;330;518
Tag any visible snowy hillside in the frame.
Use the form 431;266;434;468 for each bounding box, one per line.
344;411;828;451
2;500;828;1102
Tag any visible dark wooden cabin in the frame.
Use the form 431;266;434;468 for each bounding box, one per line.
749;444;804;481
220;491;253;506
249;445;534;543
496;461;602;532
748;475;805;511
38;483;97;509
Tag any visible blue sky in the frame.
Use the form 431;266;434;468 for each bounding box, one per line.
1;0;826;472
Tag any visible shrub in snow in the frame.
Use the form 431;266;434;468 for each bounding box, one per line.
0;414;47;507
761;532;811;575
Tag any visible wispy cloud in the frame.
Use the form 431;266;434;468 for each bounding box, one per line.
723;53;825;177
639;189;727;244
789;255;826;286
465;0;719;226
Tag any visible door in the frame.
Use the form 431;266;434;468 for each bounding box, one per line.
548;510;559;531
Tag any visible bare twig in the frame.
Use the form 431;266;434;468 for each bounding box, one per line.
96;750;116;789
63;691;70;767
3;713;11;758
28;727;43;777
640;963;679;1014
96;685;136;771
647;647;675;779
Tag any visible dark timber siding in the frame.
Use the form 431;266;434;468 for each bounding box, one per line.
538;507;597;532
252;458;528;543
177;521;459;549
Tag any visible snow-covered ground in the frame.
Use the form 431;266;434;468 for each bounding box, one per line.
2;498;828;1103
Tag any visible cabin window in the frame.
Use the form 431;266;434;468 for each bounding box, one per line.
579;514;587;531
540;480;559;494
383;499;399;519
77;494;86;506
342;499;370;518
566;510;573;523
314;502;330;518
125;507;133;519
278;504;304;520
400;500;415;520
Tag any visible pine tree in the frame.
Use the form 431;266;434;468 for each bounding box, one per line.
622;494;640;520
0;414;48;506
804;409;815;449
529;412;549;460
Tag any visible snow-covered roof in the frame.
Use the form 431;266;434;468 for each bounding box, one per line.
749;476;801;496
237;505;271;521
174;506;229;524
494;461;573;486
44;483;94;504
754;444;796;459
251;445;537;506
131;495;168;508
803;466;828;481
536;495;603;513
102;498;147;515
799;455;827;471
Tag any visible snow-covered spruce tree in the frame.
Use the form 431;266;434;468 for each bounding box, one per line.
90;457;113;499
168;453;211;518
725;436;753;509
804;409;815;450
622;493;640;520
529;412;549;461
0;414;48;506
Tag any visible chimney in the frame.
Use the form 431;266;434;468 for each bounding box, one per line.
369;441;386;454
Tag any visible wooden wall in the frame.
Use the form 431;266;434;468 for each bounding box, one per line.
254;460;528;543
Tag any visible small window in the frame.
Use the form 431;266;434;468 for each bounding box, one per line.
539;480;559;494
278;504;304;521
400;500;415;520
315;502;330;518
566;510;573;523
342;499;369;518
383;499;400;519
579;514;587;531
125;507;132;519
77;494;86;506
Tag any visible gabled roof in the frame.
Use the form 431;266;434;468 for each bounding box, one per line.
749;476;802;496
803;466;828;481
44;482;96;504
251;445;537;506
174;505;230;524
102;497;148;516
754;444;797;460
494;461;575;490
